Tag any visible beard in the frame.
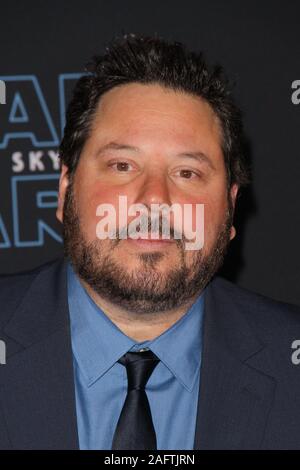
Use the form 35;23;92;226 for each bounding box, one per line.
63;179;234;315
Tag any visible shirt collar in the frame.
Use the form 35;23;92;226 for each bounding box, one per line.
67;262;205;392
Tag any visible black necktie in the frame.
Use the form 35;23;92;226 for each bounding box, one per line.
111;349;160;450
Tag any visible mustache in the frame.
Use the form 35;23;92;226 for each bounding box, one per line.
111;215;186;242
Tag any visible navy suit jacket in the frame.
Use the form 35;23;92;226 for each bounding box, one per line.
0;256;300;449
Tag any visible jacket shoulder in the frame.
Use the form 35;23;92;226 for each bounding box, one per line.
211;275;300;328
0;258;63;327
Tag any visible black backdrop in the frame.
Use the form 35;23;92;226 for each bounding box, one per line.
0;0;299;305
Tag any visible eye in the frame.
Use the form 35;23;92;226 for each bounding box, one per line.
109;161;133;172
177;169;200;179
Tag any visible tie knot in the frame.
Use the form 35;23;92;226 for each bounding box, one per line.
118;350;160;391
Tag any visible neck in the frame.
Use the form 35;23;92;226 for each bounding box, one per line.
80;279;200;342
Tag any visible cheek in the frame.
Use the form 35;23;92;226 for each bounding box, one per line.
181;193;227;232
74;182;121;240
74;181;139;242
202;195;229;244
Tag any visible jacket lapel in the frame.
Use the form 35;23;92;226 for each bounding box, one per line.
0;258;79;449
194;277;276;450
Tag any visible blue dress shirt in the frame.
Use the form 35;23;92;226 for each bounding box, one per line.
67;262;205;450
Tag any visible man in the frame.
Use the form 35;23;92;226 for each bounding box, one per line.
0;33;300;450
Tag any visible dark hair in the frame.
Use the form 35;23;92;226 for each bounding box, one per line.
59;33;251;189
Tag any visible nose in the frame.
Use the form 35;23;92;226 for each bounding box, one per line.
134;170;172;208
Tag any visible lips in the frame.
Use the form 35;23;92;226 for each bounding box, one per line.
125;237;176;249
128;236;175;242
129;232;175;240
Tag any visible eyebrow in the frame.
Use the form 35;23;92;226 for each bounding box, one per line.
176;151;216;171
95;141;216;170
96;142;139;157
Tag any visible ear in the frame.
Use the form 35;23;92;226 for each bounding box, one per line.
229;183;239;241
56;164;70;223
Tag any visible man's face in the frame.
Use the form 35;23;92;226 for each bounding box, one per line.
57;83;238;314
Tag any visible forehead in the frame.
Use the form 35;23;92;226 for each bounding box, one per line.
87;82;223;158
